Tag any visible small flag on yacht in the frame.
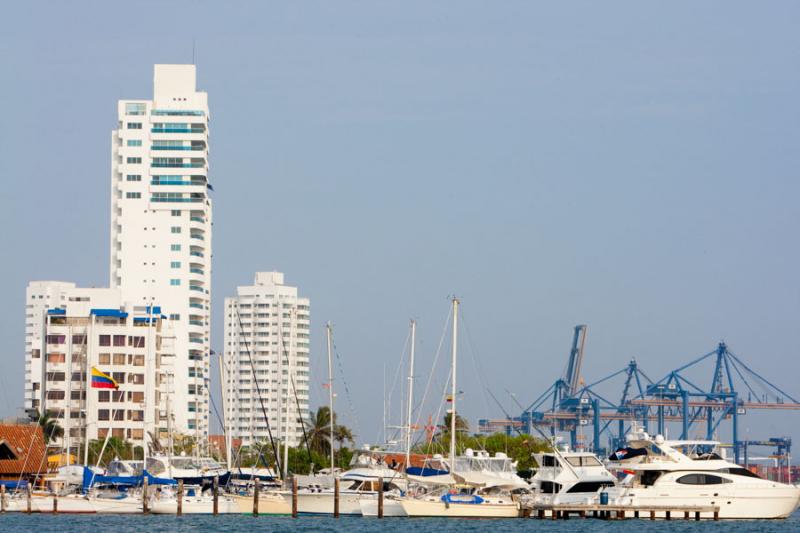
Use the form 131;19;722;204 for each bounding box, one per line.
446;395;453;402
91;367;119;389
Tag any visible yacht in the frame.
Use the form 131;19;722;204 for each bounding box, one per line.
281;449;406;516
149;484;239;514
145;454;230;487
602;427;800;519
529;448;616;506
397;448;529;517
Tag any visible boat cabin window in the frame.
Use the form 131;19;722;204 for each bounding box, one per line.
676;474;731;485
565;456;602;467
541;455;560;467
640;470;663;487
566;481;615;493
539;481;562;494
718;467;761;479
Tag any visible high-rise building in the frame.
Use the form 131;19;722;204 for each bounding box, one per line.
23;281;174;454
110;65;212;440
223;272;310;447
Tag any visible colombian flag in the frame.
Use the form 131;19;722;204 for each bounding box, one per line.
91;367;119;389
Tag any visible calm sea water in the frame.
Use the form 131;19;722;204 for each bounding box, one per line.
0;513;798;532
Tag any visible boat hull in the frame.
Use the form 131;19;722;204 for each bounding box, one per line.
280;490;366;515
150;496;240;514
233;493;292;515
359;497;406;517
399;498;520;518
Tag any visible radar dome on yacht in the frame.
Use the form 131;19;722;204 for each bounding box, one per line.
361;444;371;451
495;452;508;459
433;453;443;459
654;434;665;444
465;448;474;457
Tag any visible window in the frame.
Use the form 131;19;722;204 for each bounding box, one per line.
127;140;142;147
129;335;145;348
99;335;111;346
98;353;110;364
170;279;181;286
169;314;180;320
541;455;560;467
565;456;602;467
112;390;124;402
171;244;181;251
72;334;86;345
129;391;144;403
538;481;561;494
126;192;141;199
113;353;126;365
126;174;141;182
126;122;142;129
125;103;146;115
113;335;126;347
46;352;65;363
129;373;145;385
46;334;65;345
171;226;181;233
98;391;110;403
566;481;615;493
676;474;730;485
171;261;181;268
126;157;142;164
171;210;181;216
718;468;762;479
98;409;110;421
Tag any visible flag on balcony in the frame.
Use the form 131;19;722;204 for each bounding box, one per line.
91;367;119;390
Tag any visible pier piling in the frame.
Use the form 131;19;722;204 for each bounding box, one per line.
212;476;219;516
291;476;298;518
253;481;259;516
142;476;149;514
177;480;183;516
53;492;57;513
26;484;31;514
378;477;384;519
1;484;5;513
334;477;339;518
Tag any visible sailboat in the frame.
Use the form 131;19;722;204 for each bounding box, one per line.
398;298;525;518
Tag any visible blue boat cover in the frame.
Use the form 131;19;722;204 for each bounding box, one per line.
82;466;177;492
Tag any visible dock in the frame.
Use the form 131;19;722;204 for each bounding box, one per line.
526;503;720;521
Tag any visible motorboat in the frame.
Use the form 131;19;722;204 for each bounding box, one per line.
602;427;800;519
145;454;231;487
281;449;406;516
529;448;616;506
149;484;239;514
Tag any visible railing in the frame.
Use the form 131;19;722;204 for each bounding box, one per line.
152;163;205;168
189;320;204;326
189;303;204;309
151;197;203;203
151;180;206;186
151;110;205;116
151;128;205;133
188;338;204;344
190;251;204;257
190;234;204;241
151;146;204;151
190;217;205;223
190;268;204;275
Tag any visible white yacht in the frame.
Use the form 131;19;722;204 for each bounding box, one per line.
282;449;406;516
145;454;230;486
529;448;616;506
603;427;800;519
149;484;239;514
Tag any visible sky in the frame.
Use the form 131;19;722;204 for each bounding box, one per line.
1;1;799;454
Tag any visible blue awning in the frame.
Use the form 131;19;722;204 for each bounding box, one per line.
145;305;162;315
47;308;66;316
90;309;129;318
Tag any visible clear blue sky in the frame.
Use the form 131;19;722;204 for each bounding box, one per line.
1;1;799;451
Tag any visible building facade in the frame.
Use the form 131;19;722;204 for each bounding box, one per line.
110;64;212;440
223;272;310;447
23;282;175;454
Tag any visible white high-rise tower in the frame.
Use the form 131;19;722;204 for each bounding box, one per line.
224;272;310;447
110;64;212;440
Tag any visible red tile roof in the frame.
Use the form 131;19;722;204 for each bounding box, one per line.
0;424;47;477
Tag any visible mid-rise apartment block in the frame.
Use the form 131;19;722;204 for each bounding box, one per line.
24;281;176;454
223;272;310;447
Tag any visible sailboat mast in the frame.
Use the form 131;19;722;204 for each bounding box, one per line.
405;319;416;470
218;352;231;470
450;297;459;464
326;322;335;472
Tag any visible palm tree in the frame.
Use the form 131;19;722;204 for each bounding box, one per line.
442;412;469;434
304;406;355;460
34;410;63;445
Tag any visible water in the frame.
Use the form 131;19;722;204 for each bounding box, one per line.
0;513;798;533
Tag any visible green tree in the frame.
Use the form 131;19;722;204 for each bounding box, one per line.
34;410;64;445
304;406;354;459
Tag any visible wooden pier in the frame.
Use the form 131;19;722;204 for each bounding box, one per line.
527;503;720;521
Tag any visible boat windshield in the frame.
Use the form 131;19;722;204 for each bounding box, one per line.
452;457;513;473
564;456;602;467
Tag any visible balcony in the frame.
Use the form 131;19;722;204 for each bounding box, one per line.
152;162;206;168
189;320;204;326
190;268;204;275
189;302;204;309
190;234;204;241
151;128;205;134
190;216;205;223
190;251;204;258
151;110;205;116
189;285;204;293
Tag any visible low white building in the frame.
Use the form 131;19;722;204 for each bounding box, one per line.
24;281;176;455
223;272;310;447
